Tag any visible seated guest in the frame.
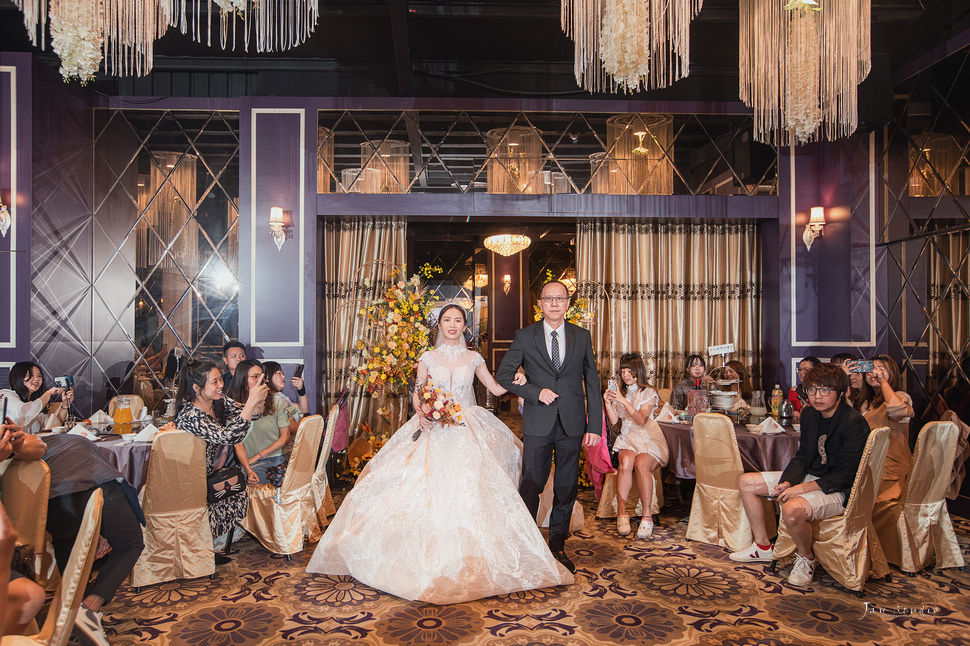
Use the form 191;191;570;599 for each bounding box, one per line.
833;353;873;413
788;355;821;420
722;360;753;409
225;360;268;484
175;359;267;558
603;353;668;539
846;355;914;501
670;354;712;409
729;364;870;587
263;361;306;423
2;422;145;645
222;341;247;390
0;423;45;636
1;362;73;434
237;361;295;485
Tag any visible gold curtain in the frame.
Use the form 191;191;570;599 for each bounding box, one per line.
928;231;970;387
576;221;761;388
322;218;407;437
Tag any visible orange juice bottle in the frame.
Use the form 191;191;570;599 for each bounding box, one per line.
114;395;133;434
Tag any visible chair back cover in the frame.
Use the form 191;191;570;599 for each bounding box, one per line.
875;420;964;571
131;430;214;587
1;459;50;577
311;405;341;532
241;415;325;555
841;427;891;535
33;489;103;646
657;388;673;407
943;410;970;500
686;413;768;550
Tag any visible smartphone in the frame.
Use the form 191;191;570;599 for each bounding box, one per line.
607;379;618;392
54;375;75;390
294;364;305;379
850;360;874;374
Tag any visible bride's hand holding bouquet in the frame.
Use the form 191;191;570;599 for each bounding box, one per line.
413;380;464;440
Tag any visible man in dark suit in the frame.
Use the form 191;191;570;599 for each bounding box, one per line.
497;280;602;573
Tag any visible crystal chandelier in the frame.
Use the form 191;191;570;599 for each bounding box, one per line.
12;0;319;83
561;0;703;93
484;234;532;257
739;0;871;145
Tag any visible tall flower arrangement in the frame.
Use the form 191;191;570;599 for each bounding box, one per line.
355;270;437;398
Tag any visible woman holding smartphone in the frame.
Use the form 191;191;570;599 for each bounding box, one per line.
603;353;668;539
1;362;73;433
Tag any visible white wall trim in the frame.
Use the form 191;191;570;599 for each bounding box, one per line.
250;108;305;348
1;66;17;349
790;131;877;348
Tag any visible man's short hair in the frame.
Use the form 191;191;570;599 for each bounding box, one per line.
540;280;569;297
803;363;848;395
223;341;245;357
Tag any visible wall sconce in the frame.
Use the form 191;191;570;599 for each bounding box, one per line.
269;206;293;252
503;274;512;295
0;191;10;237
803;206;825;251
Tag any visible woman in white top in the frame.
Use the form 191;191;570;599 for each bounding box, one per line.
604;353;668;540
1;362;72;434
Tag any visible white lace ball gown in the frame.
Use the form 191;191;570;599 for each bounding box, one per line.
306;347;574;604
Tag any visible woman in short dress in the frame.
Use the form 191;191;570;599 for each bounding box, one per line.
604;353;668;539
175;359;268;558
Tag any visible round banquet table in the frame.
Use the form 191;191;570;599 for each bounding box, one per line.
658;421;800;479
95;436;153;490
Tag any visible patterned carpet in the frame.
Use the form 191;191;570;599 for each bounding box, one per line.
99;483;970;646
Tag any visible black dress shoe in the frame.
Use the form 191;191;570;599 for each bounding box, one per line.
551;550;576;574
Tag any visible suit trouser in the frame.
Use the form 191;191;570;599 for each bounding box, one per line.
47;479;145;604
519;416;580;552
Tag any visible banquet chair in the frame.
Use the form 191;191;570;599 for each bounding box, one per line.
241;415;325;557
536;466;587;532
657;388;673;407
1;489;103;646
686;413;774;551
310;405;340;539
944;410;970;500
130;430;214;589
594;468;664;523
107;394;146;419
1;459;51;578
872;420;965;575
772;427;892;597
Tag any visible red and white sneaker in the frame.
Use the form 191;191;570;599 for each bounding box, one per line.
729;542;774;562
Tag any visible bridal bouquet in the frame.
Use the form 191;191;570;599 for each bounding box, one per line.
412;380;464;441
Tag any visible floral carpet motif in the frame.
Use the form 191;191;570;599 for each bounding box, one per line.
103;473;970;644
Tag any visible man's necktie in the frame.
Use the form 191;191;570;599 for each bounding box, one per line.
551;330;561;370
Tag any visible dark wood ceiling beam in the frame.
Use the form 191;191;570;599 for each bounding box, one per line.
389;0;414;96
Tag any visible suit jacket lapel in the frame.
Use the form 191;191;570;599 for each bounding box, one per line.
534;322;556;372
559;323;577;372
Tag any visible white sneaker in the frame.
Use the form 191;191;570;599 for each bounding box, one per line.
788;554;816;587
729;542;774;562
75;607;110;646
617;515;631;536
637;518;654;539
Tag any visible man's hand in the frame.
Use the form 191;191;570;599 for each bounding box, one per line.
538;388;559;405
582;433;600;447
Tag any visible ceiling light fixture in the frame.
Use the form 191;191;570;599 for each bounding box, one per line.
484;234;532;257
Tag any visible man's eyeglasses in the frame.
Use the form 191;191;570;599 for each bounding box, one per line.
806;386;834;396
540;296;570;303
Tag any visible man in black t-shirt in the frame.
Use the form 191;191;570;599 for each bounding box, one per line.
728;364;870;587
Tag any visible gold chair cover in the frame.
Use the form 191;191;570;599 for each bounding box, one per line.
130;430;214;587
107;394;146;419
687;413;773;551
535;466;587;532
657;388;673;406
873;421;965;572
594;468;664;518
310;406;340;540
241;415;325;555
2;490;104;646
1;460;50;580
943;410;970;500
775;427;891;592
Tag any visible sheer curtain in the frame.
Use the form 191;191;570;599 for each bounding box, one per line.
576;221;761;388
322;218;407;437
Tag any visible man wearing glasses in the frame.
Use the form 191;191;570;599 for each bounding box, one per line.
497;280;602;575
729;364;870;587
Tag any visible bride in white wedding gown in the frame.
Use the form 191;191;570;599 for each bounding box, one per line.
306;304;574;604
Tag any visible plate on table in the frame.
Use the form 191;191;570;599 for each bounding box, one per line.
49;426;68;434
745;424;761;433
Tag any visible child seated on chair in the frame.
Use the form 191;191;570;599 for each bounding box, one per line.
728;364;870;587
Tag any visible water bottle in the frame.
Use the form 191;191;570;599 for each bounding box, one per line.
770;384;784;418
